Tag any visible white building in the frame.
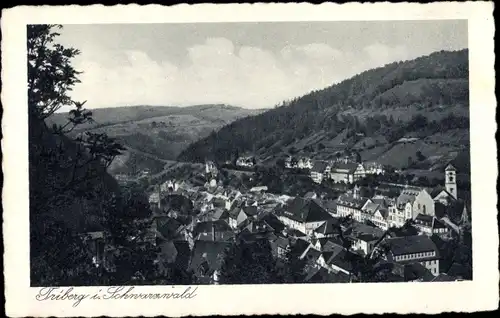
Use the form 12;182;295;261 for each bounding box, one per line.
310;161;331;184
278;198;332;236
382;235;441;276
364;162;385;175
160;180;178;192
351;233;380;256
388;204;407;228
205;161;218;176
413;214;449;237
395;187;435;220
236;156;255;167
298;157;313;169
336;186;370;219
250;186;268;193
330;160;366;184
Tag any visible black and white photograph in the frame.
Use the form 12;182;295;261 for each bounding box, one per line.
2;2;497;316
28;19;474;286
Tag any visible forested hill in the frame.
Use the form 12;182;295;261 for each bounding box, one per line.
178;49;469;170
48;104;262;175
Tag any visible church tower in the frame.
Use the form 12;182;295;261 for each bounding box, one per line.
445;164;457;199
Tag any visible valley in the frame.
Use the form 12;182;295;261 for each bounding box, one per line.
48;104;263;175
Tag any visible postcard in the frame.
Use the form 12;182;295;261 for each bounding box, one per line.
2;2;498;317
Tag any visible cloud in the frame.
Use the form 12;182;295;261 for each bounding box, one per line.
363;43;410;66
67;38;411;110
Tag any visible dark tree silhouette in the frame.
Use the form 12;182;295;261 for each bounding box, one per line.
279;243;307;283
219;239;279;284
28;24;124;286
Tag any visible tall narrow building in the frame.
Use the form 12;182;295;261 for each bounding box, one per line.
445;164;457;200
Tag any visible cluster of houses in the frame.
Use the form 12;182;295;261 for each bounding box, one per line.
336;164;469;233
285;157;313;169
236;156;256;168
284;155;384;184
86;160;470;284
311;159;367;184
274;165;469;282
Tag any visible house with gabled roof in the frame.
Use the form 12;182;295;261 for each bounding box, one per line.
278;197;333;235
414;214;449;237
193;220;234;242
350;233;380;256
257;212;286;235
310;161;331;184
304;266;350;283
228;206;258;229
313;218;341;238
396;186;435;220
273;236;290;259
297;157;313;169
330;160;366;184
382;235;441;276
188;240;232;284
321;249;361;276
299;245;322;265
431;187;458;206
336;186;371;219
313;237;345;253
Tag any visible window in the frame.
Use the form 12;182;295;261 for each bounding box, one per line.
423;205;426;214
448;175;454;182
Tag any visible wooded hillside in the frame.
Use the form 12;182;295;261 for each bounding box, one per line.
179;49;469;170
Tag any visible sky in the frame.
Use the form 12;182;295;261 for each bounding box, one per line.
56;20;468;110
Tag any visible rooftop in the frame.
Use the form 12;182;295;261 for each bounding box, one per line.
281;197;332;223
414;213;434;226
337;194;369;210
445;164;457;172
331;162;360;174
386;235;440;256
311;161;330;173
314;219;341;235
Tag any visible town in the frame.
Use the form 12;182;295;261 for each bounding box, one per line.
92;154;472;285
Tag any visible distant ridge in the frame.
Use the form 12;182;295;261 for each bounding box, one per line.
179;49;470;171
47;104;263;175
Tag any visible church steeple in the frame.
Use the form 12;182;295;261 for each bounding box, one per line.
445;164;457;200
460;201;470;226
